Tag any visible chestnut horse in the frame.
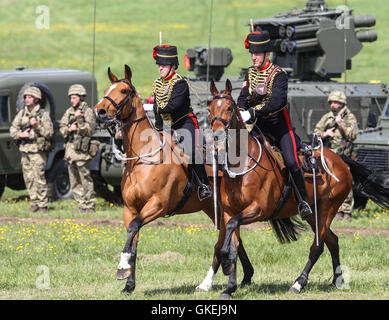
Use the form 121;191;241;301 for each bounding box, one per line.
207;79;355;299
93;65;254;294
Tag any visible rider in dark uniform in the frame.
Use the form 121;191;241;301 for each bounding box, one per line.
237;31;312;219
152;44;212;201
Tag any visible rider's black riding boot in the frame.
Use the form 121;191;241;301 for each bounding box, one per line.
190;164;212;201
291;168;312;220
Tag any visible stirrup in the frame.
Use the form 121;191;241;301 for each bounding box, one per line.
197;184;212;201
298;201;312;220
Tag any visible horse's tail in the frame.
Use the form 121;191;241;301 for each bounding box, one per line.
269;217;305;244
340;154;389;210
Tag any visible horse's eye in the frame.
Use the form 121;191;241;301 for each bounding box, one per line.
227;106;233;112
121;89;127;94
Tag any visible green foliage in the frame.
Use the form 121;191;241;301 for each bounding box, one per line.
0;0;387;99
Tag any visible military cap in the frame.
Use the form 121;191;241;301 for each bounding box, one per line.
328;90;347;105
153;45;179;66
68;84;87;96
23;86;42;100
244;30;273;53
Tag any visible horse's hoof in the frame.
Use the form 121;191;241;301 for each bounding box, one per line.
121;286;135;295
288;282;302;294
240;279;251;288
219;293;232;300
195;285;209;293
116;268;131;280
332;276;345;289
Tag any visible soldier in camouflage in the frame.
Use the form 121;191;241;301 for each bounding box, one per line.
59;84;95;213
10;86;54;212
314;90;358;221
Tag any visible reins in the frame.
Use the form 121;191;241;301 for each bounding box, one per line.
211;94;273;177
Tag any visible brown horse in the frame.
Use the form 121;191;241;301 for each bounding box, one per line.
208;79;356;299
93;65;254;294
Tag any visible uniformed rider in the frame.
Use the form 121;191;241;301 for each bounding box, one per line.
237;31;312;219
152;44;212;201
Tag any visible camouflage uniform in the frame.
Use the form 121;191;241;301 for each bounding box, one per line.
9;87;54;211
59;86;95;212
314;90;358;220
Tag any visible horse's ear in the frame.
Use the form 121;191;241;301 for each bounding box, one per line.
210;80;219;96
124;64;132;82
225;79;232;95
108;67;118;84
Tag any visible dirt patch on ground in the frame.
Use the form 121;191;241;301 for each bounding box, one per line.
139;251;186;262
1;216;389;237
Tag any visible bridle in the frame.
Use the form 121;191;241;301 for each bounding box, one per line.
102;79;141;123
101;79;165;164
210;94;236;130
209;94;264;178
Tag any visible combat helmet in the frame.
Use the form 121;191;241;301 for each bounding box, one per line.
328;90;347;105
68;84;87;97
23;86;42;100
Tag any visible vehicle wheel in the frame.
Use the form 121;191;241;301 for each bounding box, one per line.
0;175;5;199
47;160;72;201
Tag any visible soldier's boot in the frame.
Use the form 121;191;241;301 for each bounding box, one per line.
191;164;212;201
291;168;312;220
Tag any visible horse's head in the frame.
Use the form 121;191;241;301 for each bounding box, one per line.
94;64;137;129
208;79;241;134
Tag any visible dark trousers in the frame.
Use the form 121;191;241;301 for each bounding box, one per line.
172;113;204;164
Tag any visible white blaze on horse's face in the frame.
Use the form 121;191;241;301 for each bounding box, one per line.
106;84;117;97
217;100;222;107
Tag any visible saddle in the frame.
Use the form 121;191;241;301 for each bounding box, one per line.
256;134;323;220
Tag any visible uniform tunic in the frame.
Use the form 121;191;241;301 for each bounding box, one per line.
153;72;203;164
237;62;301;172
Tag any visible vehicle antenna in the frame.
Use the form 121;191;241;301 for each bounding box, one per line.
206;0;214;89
92;0;97;105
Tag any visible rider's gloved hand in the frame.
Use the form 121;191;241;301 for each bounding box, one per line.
240;110;252;123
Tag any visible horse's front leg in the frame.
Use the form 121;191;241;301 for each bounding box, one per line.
196;214;227;292
117;215;142;281
121;231;140;294
220;231;240;300
220;212;242;276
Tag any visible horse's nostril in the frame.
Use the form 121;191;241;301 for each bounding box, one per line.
98;108;107;116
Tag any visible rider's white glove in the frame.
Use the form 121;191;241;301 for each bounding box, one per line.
240;110;251;123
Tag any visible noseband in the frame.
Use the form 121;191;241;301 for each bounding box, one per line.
210;95;236;129
102;79;137;121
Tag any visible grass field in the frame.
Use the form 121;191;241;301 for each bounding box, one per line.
1;0;388;99
1;187;389;300
1;0;389;302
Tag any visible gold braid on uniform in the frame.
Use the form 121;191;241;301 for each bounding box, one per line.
152;73;191;125
248;64;286;118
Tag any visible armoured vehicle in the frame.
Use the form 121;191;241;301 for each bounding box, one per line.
0;67;123;202
184;0;388;169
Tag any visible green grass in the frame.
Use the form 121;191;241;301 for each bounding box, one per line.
1;0;388;99
2;187;389;299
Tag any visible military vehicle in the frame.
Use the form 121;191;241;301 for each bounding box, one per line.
0;67;122;202
184;0;388;161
